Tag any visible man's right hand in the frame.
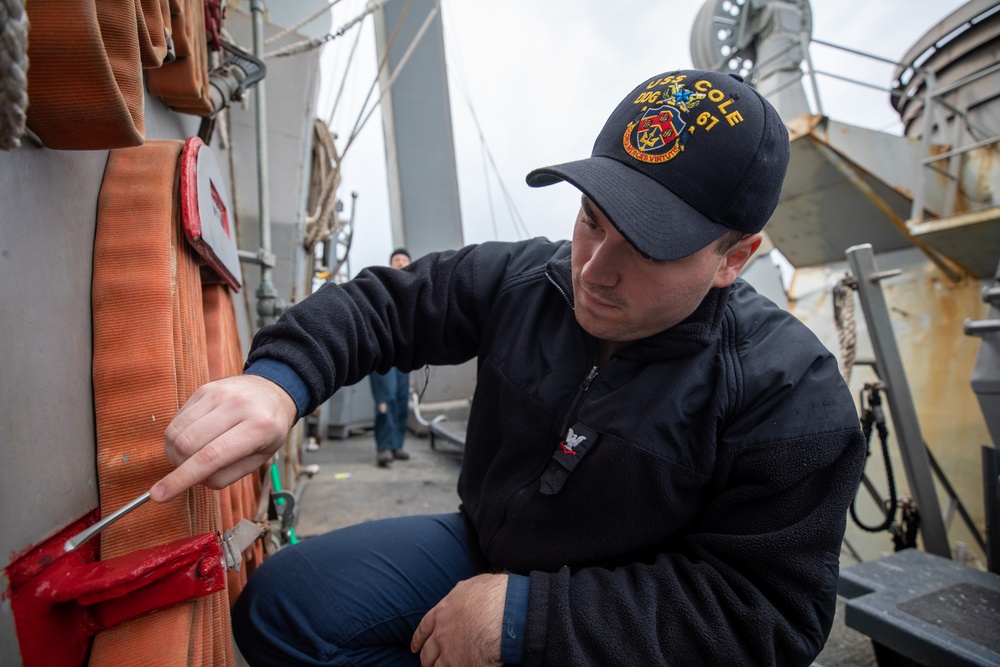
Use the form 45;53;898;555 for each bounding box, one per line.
151;374;298;503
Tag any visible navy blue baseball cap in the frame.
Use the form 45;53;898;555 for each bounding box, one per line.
527;69;790;261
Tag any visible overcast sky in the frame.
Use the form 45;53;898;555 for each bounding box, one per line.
316;0;969;276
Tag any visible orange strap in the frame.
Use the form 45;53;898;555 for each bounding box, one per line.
90;140;257;666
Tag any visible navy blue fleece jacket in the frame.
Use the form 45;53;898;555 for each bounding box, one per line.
247;238;865;666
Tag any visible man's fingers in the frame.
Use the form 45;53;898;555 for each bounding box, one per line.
164;383;223;448
156;375;298;502
153;452;270;502
163;404;236;468
165;378;267;463
418;635;440;667
152;446;229;502
410;575;506;666
153;421;264;501
411;608;436;653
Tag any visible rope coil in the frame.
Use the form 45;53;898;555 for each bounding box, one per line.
303;119;342;252
0;0;28;150
832;275;858;383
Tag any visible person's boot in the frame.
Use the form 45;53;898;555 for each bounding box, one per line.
392;449;410;461
377;450;393;468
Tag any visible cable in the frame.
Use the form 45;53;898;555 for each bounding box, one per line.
848;383;919;552
325;11;366;127
265;0;349;46
440;3;530;240
849;384;899;534
419;365;432;404
345;0;433;156
265;1;384;59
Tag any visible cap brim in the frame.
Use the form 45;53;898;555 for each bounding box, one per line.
526;156;731;261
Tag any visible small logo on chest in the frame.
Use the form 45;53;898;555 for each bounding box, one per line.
560;428;587;455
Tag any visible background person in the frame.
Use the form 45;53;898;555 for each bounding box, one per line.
370;248;413;467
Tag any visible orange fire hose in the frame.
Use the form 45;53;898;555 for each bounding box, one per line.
147;0;212;116
24;0;147;149
135;0;169;68
89;140;258;666
24;0;211;150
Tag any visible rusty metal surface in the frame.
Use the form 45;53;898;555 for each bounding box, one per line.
769;116;995;276
786;247;991;564
768;131;913;267
910;205;1000;278
813;118;954;215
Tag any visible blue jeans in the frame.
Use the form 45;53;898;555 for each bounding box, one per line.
369;368;409;452
232;513;476;666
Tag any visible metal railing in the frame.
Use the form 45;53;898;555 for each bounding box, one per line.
747;15;999;226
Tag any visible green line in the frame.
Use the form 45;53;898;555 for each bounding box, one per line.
270;462;299;544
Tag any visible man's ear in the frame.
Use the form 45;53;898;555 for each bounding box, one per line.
712;233;763;288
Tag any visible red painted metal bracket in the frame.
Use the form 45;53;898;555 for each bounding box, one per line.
6;511;227;667
180;135;242;291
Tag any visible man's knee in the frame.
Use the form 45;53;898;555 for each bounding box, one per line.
231;551;284;656
231;547;337;664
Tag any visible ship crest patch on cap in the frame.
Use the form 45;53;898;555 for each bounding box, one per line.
622;74;744;165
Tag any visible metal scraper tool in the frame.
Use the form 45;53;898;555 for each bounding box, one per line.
64;491;151;553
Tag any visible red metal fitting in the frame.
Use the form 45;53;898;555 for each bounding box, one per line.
5;511;227;667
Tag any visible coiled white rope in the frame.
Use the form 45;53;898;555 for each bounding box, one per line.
0;0;28;150
832;276;858;383
303;119;341;251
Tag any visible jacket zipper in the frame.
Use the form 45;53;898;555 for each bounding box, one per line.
484;357;612;557
546;272;573;310
482;271;603;556
554;364;598;440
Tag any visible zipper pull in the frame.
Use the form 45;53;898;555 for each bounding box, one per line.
581;365;598;391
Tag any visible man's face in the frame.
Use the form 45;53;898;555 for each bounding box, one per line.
570;197;747;343
390;253;410;270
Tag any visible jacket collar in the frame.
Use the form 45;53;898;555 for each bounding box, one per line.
545;252;731;361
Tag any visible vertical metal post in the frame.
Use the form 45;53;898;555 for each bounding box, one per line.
846;244;951;558
909;70;937;223
251;0;280;327
800;31;823;118
943;100;966;217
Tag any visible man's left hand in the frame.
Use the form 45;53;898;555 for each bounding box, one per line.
411;573;507;667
